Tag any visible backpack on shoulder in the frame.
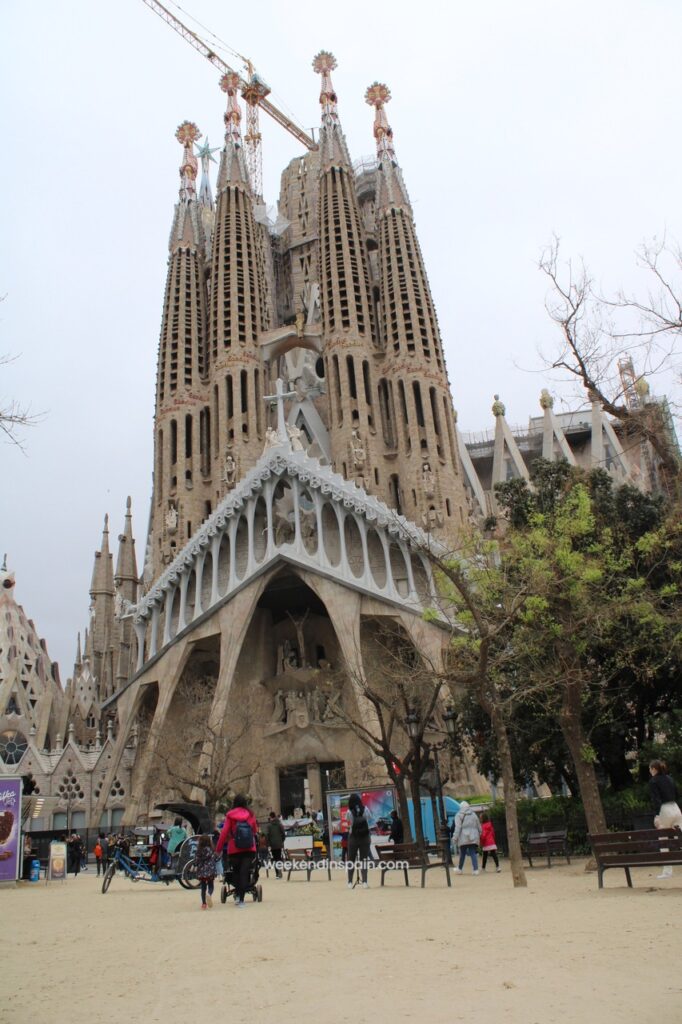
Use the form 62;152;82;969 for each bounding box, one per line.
234;820;255;849
351;813;369;839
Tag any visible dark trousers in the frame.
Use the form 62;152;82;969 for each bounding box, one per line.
270;847;283;878
230;852;253;901
200;878;215;903
347;835;371;884
482;850;499;869
96;857;103;876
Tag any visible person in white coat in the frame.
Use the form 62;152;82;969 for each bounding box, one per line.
453;801;482;875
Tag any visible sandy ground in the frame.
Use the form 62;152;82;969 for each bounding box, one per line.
2;858;681;1024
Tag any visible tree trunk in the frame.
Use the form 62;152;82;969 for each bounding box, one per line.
394;775;413;843
560;682;607;837
490;701;527;888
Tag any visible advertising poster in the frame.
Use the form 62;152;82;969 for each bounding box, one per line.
49;841;68;882
326;786;396;861
0;776;23;882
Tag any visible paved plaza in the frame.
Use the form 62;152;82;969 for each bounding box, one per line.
3;860;680;1024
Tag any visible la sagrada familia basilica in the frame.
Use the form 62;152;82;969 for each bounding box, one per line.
1;54;667;830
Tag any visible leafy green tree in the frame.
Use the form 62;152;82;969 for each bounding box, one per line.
493;460;681;832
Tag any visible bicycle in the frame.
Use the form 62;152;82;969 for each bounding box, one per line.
101;836;187;893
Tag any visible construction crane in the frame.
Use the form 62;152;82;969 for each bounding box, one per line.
141;0;317;197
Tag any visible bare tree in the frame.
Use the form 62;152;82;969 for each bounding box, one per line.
325;625;452;847
0;353;42;451
539;237;680;483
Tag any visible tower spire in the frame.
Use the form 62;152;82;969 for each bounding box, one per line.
365;82;395;162
313;50;339;125
115;496;138;587
312;51;352;169
175;121;201;201
366;82;411;211
220;72;243;145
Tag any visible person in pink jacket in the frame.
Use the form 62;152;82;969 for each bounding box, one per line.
215;794;258;907
480;814;501;873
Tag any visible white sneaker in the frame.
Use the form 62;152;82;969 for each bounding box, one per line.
362;882;369;888
235;899;245;907
454;868;463;874
347;882;353;889
657;869;673;879
496;867;501;873
473;870;480;876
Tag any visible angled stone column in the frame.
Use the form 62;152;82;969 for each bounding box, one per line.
120;642;193;824
202;577;269;743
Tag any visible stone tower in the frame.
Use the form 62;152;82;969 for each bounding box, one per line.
312;53;384;493
152;121;211;575
365;83;467;537
208;72;272;474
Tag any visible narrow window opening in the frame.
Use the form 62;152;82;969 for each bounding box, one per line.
185;414;193;458
170;420;178;464
412;381;425;427
346;356;357;400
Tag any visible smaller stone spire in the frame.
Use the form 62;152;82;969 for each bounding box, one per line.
492;394;506;417
90;515;114;596
196;137;219;206
175;121;201;201
539;388;554;410
115;497;138;587
313;51;339;125
365;82;395;162
220;72;243;144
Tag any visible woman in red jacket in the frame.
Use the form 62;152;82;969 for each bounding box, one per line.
215;794;258;907
480;814;501;872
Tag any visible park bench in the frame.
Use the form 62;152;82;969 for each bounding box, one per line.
375;842;452;888
589;828;682;889
523;829;570;868
285;848;331;882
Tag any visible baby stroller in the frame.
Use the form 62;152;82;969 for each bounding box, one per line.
219;852;263;904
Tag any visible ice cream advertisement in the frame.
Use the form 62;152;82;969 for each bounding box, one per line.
0;777;22;883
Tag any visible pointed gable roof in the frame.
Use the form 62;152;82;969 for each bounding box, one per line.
134;431;438;626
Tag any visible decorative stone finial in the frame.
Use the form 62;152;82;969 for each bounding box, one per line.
313;51;339;124
634;377;650;399
539;388;554;410
492;394;506;417
365;82;396;162
220;72;242;144
175;121;201;201
0;557;15;592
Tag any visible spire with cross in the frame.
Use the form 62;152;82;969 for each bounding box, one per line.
264;377;297;449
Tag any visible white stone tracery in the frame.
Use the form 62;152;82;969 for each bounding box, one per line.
132;445;439;669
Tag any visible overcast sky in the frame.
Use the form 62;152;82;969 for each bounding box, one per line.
2;0;680;679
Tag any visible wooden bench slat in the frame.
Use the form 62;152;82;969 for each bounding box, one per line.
374;843;451;888
589;828;682;888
